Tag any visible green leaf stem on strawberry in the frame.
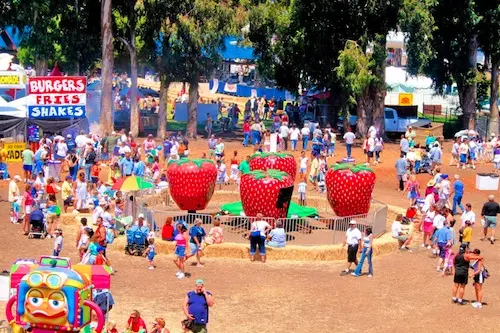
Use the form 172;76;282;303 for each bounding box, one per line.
249;152;297;179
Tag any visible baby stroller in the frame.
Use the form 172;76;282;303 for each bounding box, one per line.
418;156;433;174
28;205;48;239
125;229;148;256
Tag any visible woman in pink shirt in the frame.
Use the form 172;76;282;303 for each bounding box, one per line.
22;184;34;235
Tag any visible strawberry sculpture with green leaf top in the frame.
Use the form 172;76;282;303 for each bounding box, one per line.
166;158;217;211
325;164;376;217
249;152;297;179
240;169;294;218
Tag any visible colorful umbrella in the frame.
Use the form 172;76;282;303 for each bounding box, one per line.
111;175;154;191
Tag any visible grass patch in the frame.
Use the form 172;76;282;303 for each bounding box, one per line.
419;113;458;123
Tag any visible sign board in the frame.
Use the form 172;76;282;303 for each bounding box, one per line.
27;76;87;119
4;142;26;162
398;93;413;106
0;70;27;89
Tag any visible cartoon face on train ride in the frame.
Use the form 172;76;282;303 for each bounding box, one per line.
17;268;84;328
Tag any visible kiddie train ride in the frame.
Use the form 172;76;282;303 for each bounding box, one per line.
5;256;111;333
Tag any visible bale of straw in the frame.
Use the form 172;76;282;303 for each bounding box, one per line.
60;213;92;226
108;234;398;261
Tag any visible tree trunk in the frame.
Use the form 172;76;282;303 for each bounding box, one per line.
356;88;373;138
457;35;478;130
99;0;114;135
129;47;139;137
187;80;199;138
157;74;169;138
35;58;48;76
484;51;490;71
74;61;80;76
371;38;387;139
488;58;500;137
128;3;139;138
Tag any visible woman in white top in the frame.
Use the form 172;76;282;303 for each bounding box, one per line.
55;139;69;160
246;213;271;263
73;172;88;210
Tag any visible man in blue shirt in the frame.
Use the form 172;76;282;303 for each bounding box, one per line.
133;158;145;176
395;153;408;191
186;219;206;267
120;153;134;176
66;134;76;153
183;279;215;332
452;174;465;215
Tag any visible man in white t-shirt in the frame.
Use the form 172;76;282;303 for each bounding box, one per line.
301;125;311;150
75;131;87;149
279;124;290;151
460;203;476;227
391;214;412;250
343;128;356;159
341;220;362;274
289;124;301;151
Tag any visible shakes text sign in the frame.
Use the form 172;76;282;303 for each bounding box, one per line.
28;76;87;119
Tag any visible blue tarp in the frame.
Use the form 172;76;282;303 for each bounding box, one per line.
219;36;255;61
209;79;289;100
0;26;24;49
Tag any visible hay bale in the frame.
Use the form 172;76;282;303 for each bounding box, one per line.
59;213;91;226
108;233;398;261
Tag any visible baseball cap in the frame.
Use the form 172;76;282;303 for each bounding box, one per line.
66;175;72;180
67;134;72;138
138;213;145;219
14;175;22;181
349;220;356;225
195;279;204;285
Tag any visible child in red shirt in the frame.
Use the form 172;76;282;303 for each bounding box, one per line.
91;163;100;185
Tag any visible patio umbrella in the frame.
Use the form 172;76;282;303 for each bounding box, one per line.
111;175;154;191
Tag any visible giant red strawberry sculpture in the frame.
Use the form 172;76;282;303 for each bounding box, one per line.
166;158;217;211
325;164;376;216
240;169;294;218
249;152;297;179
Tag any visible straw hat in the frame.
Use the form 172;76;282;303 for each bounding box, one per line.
427;179;436;187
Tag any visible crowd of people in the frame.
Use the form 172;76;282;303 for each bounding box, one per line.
3;114;497;333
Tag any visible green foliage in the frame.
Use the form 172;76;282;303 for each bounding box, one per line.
0;0;101;73
477;71;490;103
335;40;376;106
400;0;480;92
398;0;436;75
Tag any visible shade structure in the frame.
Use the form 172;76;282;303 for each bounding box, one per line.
220;201;318;218
111;175;154;191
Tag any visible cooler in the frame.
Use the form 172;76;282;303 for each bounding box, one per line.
476;173;499;191
47;160;62;182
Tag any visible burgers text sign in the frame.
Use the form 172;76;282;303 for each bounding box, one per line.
28;77;87;119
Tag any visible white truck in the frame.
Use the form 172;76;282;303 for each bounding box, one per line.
342;107;431;133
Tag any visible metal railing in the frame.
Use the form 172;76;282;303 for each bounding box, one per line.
127;197;387;245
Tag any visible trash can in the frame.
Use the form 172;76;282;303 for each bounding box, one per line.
47;160;62;182
476;173;500;191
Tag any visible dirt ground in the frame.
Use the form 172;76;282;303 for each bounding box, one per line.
1;137;500;332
